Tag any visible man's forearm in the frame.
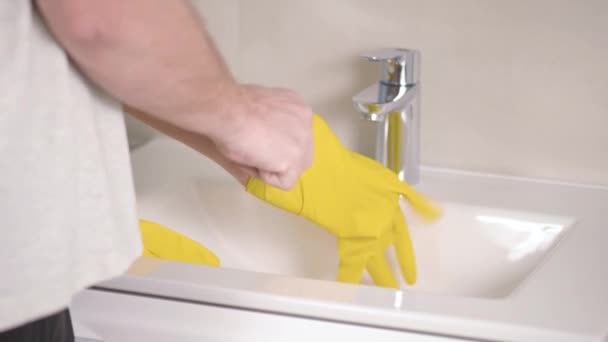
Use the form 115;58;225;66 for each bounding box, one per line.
37;0;314;190
125;106;250;186
37;0;236;137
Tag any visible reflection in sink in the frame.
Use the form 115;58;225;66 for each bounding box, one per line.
401;201;574;298
475;215;564;261
132;138;575;299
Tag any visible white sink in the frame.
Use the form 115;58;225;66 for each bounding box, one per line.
131;138;575;299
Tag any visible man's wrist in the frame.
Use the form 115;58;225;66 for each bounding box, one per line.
176;77;242;139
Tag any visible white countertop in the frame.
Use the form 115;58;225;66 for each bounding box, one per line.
95;164;608;342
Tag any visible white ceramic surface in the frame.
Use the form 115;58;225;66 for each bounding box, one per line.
133;137;574;298
77;135;608;342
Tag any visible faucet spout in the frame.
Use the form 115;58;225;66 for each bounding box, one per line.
352;48;421;184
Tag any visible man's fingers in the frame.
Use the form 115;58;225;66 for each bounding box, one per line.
234;166;257;187
259;168;299;190
393;207;417;285
366;254;399;288
258;170;281;188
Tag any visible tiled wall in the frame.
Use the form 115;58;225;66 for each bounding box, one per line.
127;0;608;185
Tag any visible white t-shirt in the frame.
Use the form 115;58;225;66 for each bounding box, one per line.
0;1;142;331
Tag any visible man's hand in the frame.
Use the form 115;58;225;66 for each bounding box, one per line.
212;85;314;190
126;83;314;191
247;114;442;288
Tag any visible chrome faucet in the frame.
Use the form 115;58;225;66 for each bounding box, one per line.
352;48;421;184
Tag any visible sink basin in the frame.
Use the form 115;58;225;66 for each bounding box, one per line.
131;138;575;299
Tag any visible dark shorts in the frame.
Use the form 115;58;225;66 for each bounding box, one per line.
0;309;74;342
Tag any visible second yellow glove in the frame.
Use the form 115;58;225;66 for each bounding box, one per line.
247;114;440;288
139;219;220;267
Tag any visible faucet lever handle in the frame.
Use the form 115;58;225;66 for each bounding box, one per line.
360;48;420;86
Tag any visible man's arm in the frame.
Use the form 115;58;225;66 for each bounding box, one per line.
36;0;313;189
125;106;251;186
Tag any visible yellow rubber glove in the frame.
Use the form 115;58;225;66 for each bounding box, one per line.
139;219;220;267
247;114;441;288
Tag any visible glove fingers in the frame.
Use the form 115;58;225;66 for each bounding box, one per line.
139;219;221;267
395;181;442;220
392;210;417;285
366;254;399;288
336;257;366;284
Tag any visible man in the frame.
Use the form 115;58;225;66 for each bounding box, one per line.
0;1;314;340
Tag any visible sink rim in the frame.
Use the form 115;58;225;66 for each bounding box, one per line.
123;137;608;342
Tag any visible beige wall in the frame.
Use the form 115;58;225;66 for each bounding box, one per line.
127;0;608;185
